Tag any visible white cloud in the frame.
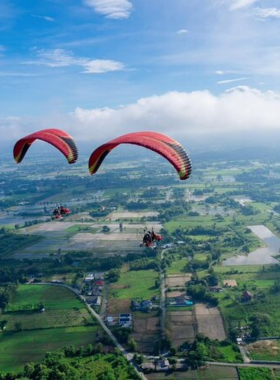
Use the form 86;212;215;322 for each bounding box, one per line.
83;0;132;19
83;59;125;73
217;77;248;84
176;29;189;35
68;87;280;141
24;49;125;74
4;87;280;146
215;70;225;75
254;7;280;19
229;0;258;11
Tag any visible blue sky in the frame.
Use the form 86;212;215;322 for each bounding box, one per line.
1;0;280;147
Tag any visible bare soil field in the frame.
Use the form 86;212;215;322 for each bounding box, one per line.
27;222;75;232
106;299;131;315
107;211;159;221
195;303;226;341
133;317;160;354
146;365;239;379
168;311;197;347
166;274;192;287
166;291;185;298
223;279;238;287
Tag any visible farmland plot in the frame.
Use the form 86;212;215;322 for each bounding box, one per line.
166;274;192;287
195;303;226;341
167;310;197;347
133;317;160;354
11;221;162;258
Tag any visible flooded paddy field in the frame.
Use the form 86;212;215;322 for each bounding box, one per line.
223;225;280;266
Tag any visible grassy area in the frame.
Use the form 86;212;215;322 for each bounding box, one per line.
238;367;275;380
2;285;93;330
7;285;82;311
217;344;242;363
167;256;188;275
167;306;193;311
109;269;159;299
0;326;100;372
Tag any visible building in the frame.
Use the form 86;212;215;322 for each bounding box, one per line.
85;274;94;282
156;359;170;371
209;286;223;293
131;300;152;312
141;362;155;373
242;291;253;302
119;313;132;328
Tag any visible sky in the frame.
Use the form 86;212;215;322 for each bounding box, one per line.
1;0;280;151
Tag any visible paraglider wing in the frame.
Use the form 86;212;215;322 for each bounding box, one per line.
13;129;78;164
88;132;192;180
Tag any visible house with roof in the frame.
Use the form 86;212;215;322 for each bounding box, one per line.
209;286;223;293
242;290;253;302
156;359;170;371
131;299;153;312
141;362;155;373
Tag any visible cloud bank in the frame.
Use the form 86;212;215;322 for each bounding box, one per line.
2;87;280;147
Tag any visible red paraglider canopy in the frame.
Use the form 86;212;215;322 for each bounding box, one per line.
88;131;192;180
13;129;78;164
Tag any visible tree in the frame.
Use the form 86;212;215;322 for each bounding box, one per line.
128;337;137;352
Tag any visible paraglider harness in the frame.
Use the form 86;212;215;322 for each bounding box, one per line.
50;205;70;220
140;229;162;249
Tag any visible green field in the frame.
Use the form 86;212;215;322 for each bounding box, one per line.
0;326;99;372
2;285;94;331
167;256;189;275
110;270;159;299
238;367;275;380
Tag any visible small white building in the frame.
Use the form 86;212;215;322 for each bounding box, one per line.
85;274;95;282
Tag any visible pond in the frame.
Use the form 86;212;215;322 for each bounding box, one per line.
223;225;280;266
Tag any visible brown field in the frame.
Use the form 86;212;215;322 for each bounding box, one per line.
166;274;192;287
26;222;76;232
195;303;226;341
223;279;238;287
168;311;197;348
146;365;238;379
166;291;185;298
246;339;279;357
107;211;159;220
133;317;160;354
106;299;131;315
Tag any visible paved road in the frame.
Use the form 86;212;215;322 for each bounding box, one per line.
160;249;168;337
32;283;147;380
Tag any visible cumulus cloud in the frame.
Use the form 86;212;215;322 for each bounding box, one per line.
254;7;280;19
3;87;280;147
83;0;133;19
24;49;125;74
69;86;280;141
217;77;248;84
83;59;125;73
